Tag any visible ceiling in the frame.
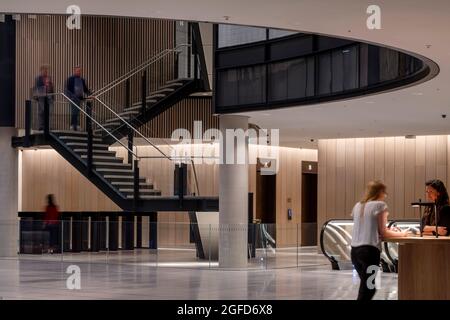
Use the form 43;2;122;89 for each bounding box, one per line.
3;0;450;148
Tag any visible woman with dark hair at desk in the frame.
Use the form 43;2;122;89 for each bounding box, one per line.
422;179;450;236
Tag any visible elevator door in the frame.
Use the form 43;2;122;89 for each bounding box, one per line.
301;161;318;246
256;165;276;224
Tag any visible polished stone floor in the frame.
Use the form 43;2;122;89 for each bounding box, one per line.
0;247;398;300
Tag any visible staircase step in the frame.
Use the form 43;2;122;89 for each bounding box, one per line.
131;97;163;108
166;78;191;84
161;82;183;88
152;88;175;94
74;149;116;155
54;130;100;137
96;168;134;176
104;175;146;182
59;136;102;142
102;121;121;127
66;142;109;149
119;189;161;194
81;155;124;162
126;194;162;199
93;162;132;170
118;110;140;117
111;181;153;188
104;117;129;124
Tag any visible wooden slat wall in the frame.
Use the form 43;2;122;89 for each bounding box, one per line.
15;15;175;129
141;97;219;138
318;135;450;230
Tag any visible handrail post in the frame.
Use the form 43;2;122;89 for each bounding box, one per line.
141;70;147;115
128;128;133;165
188;23;192;78
24;100;31;147
44;96;50;138
178;164;184;207
86;101;93;175
133;159;140;207
193;30;199;81
125;78;131;109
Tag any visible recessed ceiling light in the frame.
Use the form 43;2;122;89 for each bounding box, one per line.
261;113;271;116
412;92;423;96
223;16;230;21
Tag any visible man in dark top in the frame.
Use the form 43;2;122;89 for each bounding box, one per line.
33;65;54;130
64;66;92;131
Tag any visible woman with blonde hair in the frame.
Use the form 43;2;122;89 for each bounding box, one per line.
351;181;407;300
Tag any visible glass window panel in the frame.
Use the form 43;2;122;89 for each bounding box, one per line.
342;46;359;90
306;57;315;97
218;24;266;48
217;69;238;106
268;28;299;39
318;53;332;95
269;58;314;101
332;50;344;93
237;65;266;104
379;47;399;81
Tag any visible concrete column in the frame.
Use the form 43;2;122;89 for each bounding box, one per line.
219;115;249;268
0;127;18;257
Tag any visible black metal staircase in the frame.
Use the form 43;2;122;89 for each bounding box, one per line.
12;23;218;213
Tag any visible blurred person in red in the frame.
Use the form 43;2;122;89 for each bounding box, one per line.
43;194;60;253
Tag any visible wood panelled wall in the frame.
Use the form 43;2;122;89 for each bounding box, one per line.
21;145;318;247
15;15;175;129
141;97;219;139
318;136;450;234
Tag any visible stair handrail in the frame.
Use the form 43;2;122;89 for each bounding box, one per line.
50;92;140;161
92;43;192;98
93;96;170;160
93;96;203;195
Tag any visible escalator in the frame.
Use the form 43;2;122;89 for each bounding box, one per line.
320;219;419;273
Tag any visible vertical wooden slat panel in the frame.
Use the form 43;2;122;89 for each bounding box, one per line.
384;137;395;215
355;138;365;201
326;140;337;220
364;137;375;183
394;137;405;218
425;136;437;180
336;139;346;217
404;138;416;218
436;135;447;184
374;137;385;181
345;139;356;214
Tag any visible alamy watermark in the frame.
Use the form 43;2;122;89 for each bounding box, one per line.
66;265;81;290
170;121;280;174
367;5;381;30
66;5;81;30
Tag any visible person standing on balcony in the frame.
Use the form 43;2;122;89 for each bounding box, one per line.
33;65;54;131
65;66;92;131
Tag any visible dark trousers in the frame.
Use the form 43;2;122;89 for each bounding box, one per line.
38;97;51;130
70;98;81;130
44;224;60;251
351;245;381;300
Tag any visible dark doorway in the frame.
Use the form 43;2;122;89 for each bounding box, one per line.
301;161;318;246
255;160;276;224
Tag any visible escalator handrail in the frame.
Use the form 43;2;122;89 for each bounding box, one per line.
319;219;350;265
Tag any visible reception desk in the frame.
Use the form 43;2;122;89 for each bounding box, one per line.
384;236;450;300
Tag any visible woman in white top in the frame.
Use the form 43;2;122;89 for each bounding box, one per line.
351;181;407;300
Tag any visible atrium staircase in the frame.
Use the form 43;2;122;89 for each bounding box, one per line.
12;22;218;213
